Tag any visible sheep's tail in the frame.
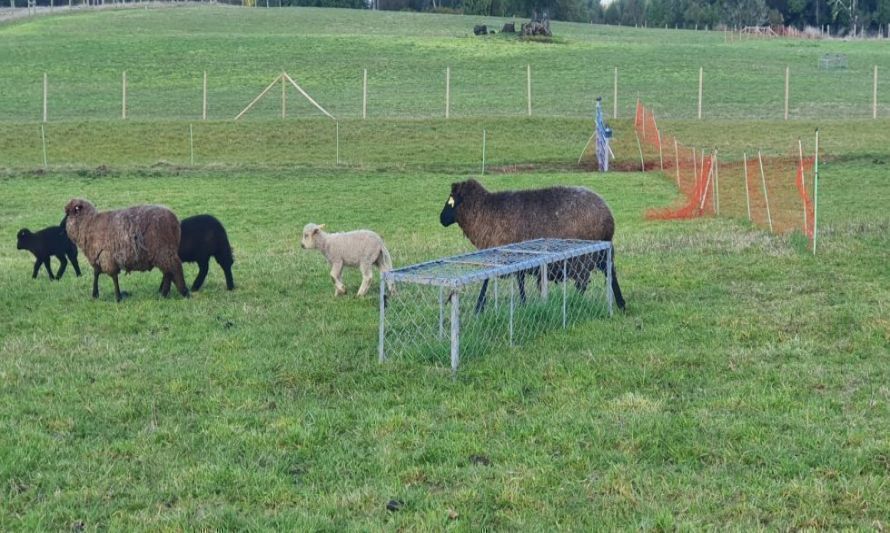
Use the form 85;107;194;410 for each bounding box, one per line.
217;232;235;267
377;244;396;293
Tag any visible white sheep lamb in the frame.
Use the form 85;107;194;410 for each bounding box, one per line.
300;223;394;297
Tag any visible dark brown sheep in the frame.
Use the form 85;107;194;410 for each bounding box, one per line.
64;198;189;302
439;178;626;310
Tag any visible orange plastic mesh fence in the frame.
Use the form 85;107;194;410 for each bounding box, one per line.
634;101;814;239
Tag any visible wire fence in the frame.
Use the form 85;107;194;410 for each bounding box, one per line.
0;61;888;124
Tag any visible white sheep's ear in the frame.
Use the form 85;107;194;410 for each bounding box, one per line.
317;224;326;231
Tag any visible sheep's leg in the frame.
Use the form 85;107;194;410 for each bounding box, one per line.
68;251;82;277
43;257;56;280
330;261;346;296
595;247;626;311
516;272;528;304
171;261;190;298
111;273;123;302
474;279;489;314
216;257;235;290
92;269;100;299
32;258;41;279
357;262;373;297
56;254;68;280
191;259;210;292
160;273;172;297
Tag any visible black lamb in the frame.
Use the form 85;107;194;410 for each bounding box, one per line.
16;220;81;280
177;214;235;291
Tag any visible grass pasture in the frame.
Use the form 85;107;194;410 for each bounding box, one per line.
1;5;889;530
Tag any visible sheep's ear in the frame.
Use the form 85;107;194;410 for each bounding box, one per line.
318;224;326;231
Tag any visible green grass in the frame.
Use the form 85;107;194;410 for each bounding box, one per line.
0;5;889;122
1;167;888;529
1;6;889;530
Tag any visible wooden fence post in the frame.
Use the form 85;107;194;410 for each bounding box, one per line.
613;66;618;119
445;66;450;119
527;65;532;116
122;71;127;120
281;73;286;119
697;66;703;119
202;71;207;120
873;65;878;119
362;68;367;120
784;66;790;120
43;72;47;123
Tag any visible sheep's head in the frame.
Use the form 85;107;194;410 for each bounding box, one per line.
300;223;326;250
440;179;485;227
64;198;96;218
16;229;31;250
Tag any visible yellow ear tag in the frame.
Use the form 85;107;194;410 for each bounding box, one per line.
447;196;455;207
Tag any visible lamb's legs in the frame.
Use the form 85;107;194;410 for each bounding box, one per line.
68;251;82;277
92;269;100;298
330;261;346;296
356;262;374;297
55;254;68;280
217;257;235;290
42;257;55;280
32;258;41;279
191;258;210;292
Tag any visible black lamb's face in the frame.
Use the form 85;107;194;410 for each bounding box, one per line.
439;185;462;227
16;229;30;250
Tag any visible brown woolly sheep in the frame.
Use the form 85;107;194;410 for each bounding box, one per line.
439;178;626;311
64;198;189;302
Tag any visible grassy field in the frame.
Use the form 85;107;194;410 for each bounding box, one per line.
0;5;889;122
1;5;890;530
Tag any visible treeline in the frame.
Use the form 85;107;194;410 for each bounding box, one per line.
315;0;890;35
4;0;888;34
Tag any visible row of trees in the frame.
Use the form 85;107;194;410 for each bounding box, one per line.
3;0;886;34
372;0;890;34
594;0;890;31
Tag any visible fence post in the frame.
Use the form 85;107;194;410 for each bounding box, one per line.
784;66;790;120
527;65;532;116
378;275;386;362
42;72;48;123
714;155;719;214
873;65;878;119
122;71;127;120
758;150;773;232
362;68;367;119
813;129;820;255
743;152;751;221
281;73;286;119
697;66;703;119
450;291;460;376
613;67;618;119
674;138;680;188
481;129;486;175
202;71;207;120
189;123;194;166
40;124;48;169
445;66;450;119
336;121;340;166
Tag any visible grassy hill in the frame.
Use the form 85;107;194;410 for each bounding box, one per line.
0;5;888;122
0;6;888;530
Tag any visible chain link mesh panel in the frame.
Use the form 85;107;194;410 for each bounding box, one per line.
379;239;613;374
